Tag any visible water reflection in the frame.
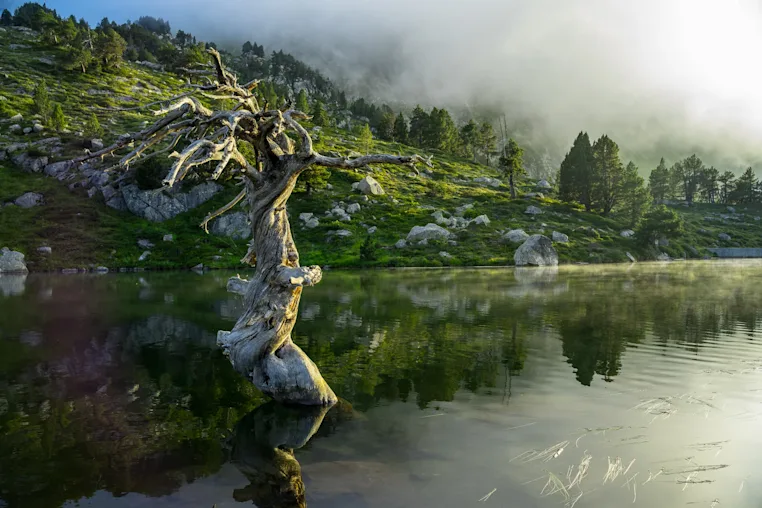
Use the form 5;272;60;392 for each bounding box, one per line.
1;263;762;506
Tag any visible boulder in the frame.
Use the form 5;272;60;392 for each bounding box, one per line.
503;229;529;243
0;247;28;273
32;123;44;133
9;124;21;133
718;233;731;241
210;212;251;240
121;182;222;222
86;138;104;151
656;252;670;261
367;226;378;234
454;203;474;217
10;113;22;122
395;239;407;249
346;203;361;214
537;179;552;189
514;235;558;267
44;160;73;179
356;176;385;195
620;229;635;238
304;217;320;229
299;212;314;222
37;246;51;255
406;223;452;243
439;251;452;259
13;192;43;208
471;215;491;226
551;231;569;243
326;229;352;241
22;127;32;134
12;153;48;172
626;252;636;263
525;205;543;215
137;239;154;249
473;177;501;188
163;234;174;242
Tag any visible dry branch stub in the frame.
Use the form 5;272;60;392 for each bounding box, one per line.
72;49;432;405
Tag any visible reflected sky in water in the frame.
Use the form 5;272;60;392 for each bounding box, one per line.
1;262;762;507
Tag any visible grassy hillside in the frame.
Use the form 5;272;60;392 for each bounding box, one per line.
1;26;760;272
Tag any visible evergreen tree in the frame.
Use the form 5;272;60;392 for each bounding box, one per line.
50;103;66;131
311;100;329;127
675;154;704;205
393;112;408;144
648;158;671;202
0;9;12;26
590;134;625;215
558;132;594;210
699;166;719;203
731;167;757;203
427;107;458;152
357;123;373;154
295;89;309;113
377;112;395;141
33;79;52;123
499;138;525;199
337;91;348;110
459;119;479;161
636;205;684;246
84;113;103;138
94;28;127;70
718;171;736;204
409;105;429;148
478;122;497;159
620;161;651;227
242;41;253;54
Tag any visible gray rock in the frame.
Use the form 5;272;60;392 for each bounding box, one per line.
163;234;174;242
537;179;552;189
439;251;452;259
138;251;151;262
95;266;109;273
304;217;320;229
407;223;452;243
37;246;51;255
43;160;72;179
503;229;530;243
395;239;407;249
121;182;222;222
551;231;569;243
367;226;377;234
656;252;670;261
356;176;385;195
12;152;48;172
299;212;314;222
514;235;559;267
326;229;352;240
620;229;635;238
86;139;104;151
471;214;491;226
0;247;28;273
9;124;21;133
32;123;43;133
10;113;22;122
210;212;251;240
718;233;731;241
22;127;32;135
454;203;474;217
346;203;361;214
14;192;43;208
525;205;543;215
192;263;204;271
524;192;544;198
137;239;154;249
626;252;637;263
473;176;501;188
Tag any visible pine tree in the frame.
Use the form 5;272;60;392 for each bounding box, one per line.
33;79;52;124
427;107;458;152
357;123;373;154
378;112;395;141
676;154;704;205
409;105;429;148
499;138;525;198
459;119;479;161
295;89;309;113
1;9;13;26
731;167;757;203
699;166;719;203
558;132;594;210
619;161;651;227
636;205;684;246
590;134;624;215
478;122;496;159
648;158;671;202
718;171;736;204
50;103;66;131
84;113;103;138
311;100;329;127
393;112;408;144
94;28;126;70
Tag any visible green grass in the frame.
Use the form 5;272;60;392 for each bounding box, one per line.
2;28;762;271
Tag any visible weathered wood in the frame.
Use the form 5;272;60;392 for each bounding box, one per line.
73;49;431;405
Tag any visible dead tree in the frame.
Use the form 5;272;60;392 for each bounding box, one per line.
74;49;430;406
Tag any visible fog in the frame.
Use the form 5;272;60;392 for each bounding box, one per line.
68;0;762;171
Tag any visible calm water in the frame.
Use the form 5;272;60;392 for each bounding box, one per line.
1;262;762;508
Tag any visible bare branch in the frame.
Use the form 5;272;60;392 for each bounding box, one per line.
200;188;247;233
312;153;433;170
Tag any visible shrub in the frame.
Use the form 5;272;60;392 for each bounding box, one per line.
359;235;379;262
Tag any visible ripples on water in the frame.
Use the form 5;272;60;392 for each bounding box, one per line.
0;261;762;507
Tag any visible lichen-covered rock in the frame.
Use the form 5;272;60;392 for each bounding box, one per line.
537;179;552;189
551;231;569;243
514;235;558;267
346;203;361;214
13;192;43;208
210;212;251;240
473;177;501;187
406;223;452;243
718;232;731;241
12;152;48;172
0;247;28;273
502;229;529;243
43;160;73;180
525;205;543;215
356;176;385;195
454;203;474;216
470;215;491;226
395;239;407;249
121;182;222;222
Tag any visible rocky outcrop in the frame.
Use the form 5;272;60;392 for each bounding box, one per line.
514;235;558;267
210;212;251;240
0;247;28;273
13;192;43;208
406;223;452;243
353;176;385;195
121;182;223;222
503;229;530;244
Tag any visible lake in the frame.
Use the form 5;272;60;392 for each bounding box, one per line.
1;261;762;508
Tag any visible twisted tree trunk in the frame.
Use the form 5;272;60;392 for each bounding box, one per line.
75;49;431;406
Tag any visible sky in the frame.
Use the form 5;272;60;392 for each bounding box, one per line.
38;0;762;171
